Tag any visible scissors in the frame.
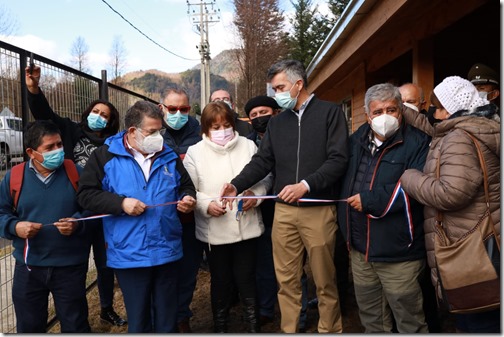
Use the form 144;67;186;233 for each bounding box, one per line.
235;199;246;221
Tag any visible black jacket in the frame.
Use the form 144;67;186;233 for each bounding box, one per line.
337;121;429;262
27;90;110;161
234;113;253;137
231;96;349;206
162;115;201;157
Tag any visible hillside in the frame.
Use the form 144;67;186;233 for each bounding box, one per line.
120;49;240;106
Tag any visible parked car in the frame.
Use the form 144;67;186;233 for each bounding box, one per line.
0;115;23;170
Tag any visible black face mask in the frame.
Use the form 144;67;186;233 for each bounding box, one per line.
251;115;272;134
426;106;443;126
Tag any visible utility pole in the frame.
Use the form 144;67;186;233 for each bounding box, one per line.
187;0;220;111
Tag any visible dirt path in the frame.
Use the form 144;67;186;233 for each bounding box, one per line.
58;267;455;333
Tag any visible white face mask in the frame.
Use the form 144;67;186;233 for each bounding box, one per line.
478;91;489;100
135;129;164;154
402;102;419;112
370;114;400;139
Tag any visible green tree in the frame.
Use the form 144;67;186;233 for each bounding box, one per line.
288;0;350;68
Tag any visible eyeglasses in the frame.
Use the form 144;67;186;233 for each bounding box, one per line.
162;104;191;114
137;127;166;136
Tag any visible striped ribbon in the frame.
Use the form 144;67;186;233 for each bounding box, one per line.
23;195;349;269
367;182;414;246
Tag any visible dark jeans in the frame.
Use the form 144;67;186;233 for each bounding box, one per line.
206;238;258;309
114;261;180;333
90;221;115;309
12;261;90;333
256;225;277;318
177;221;203;322
455;309;501;333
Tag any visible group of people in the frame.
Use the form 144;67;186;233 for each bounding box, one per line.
0;58;499;333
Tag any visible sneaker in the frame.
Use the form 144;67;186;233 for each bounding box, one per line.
100;307;127;326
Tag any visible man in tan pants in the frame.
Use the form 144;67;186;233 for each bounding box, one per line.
221;59;349;332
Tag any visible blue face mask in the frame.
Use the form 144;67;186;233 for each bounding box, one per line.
87;112;108;131
166;111;189;130
35;147;65;170
274;81;300;110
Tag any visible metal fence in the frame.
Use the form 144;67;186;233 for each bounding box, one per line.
0;40;157;333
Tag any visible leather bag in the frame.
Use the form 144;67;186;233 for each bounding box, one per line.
434;131;500;314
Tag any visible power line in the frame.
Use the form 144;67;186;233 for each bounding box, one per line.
100;0;199;61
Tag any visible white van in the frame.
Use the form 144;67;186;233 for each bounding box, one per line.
0;116;23;170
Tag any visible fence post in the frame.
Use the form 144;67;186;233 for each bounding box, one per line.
100;70;108;101
19;50;30;162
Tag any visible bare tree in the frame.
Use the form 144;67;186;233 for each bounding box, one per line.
108;35;128;85
70;36;90;73
232;0;288;109
0;4;19;36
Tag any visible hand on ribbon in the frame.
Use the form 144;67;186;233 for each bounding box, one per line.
278;182;308;203
121;197;146;216
15;221;42;239
54;217;79;236
220;183;237;210
177;195;196;214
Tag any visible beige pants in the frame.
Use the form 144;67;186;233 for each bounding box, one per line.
272;203;342;333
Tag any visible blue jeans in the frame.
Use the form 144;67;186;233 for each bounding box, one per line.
115;261;180;333
256;225;278;318
12;261;90;333
176;221;203;322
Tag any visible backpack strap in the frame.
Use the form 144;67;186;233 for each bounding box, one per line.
63;159;79;191
9;160;79;210
9;162;26;210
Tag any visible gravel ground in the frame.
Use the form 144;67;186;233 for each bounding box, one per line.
49;266;456;333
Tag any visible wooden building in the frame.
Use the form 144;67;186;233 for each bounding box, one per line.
306;0;499;132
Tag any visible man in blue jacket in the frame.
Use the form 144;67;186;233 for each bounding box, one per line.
77;100;197;333
337;83;429;332
0;120;91;333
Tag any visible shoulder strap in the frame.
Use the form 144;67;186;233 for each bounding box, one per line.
9;160;79;209
63;159;79;191
9;162;26;209
461;130;499;250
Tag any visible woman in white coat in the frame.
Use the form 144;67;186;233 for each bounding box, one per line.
183;101;270;332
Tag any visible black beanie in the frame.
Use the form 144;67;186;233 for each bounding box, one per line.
244;96;280;117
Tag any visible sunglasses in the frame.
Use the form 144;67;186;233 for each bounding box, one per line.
163;104;191;114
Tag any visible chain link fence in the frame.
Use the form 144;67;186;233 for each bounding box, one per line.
0;40;157;333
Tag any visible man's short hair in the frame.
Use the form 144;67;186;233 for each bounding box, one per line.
267;59;308;88
160;86;190;102
24;120;61;150
364;83;403;114
124;100;164;129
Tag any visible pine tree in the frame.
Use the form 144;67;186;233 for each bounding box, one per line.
288;0;350;68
